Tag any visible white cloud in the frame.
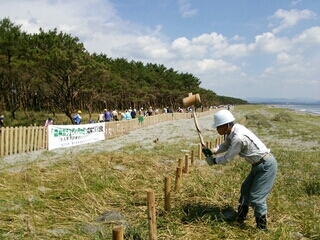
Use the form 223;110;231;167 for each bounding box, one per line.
197;59;240;74
247;32;291;53
171;37;207;59
291;0;302;6
231;35;244;41
269;9;317;34
192;32;226;45
178;0;198;18
112;36;175;60
260;52;310;86
218;43;247;58
293;26;320;44
276;52;303;66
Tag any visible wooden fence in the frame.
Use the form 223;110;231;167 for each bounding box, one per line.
0;110;216;158
0;126;47;157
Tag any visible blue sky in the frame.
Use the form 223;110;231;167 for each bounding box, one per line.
2;0;320;101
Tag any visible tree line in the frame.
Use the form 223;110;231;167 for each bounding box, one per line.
0;18;247;124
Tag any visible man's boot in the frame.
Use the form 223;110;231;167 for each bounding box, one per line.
237;205;249;223
256;215;267;230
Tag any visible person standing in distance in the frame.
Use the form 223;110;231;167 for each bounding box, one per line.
0;115;5;127
98;111;104;122
104;109;111;122
0;115;6;132
73;110;82;125
202;110;277;230
44;117;53;127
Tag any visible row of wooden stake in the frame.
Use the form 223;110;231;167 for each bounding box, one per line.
112;136;225;240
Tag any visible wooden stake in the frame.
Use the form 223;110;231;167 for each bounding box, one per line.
178;158;183;168
112;226;123;240
191;149;194;165
175;167;182;191
198;143;202;160
147;190;157;240
9;127;13;155
164;176;171;212
184;154;189;174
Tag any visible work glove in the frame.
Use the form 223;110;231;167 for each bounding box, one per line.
205;156;217;166
202;147;213;157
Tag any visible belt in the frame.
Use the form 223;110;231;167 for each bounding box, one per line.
252;153;271;167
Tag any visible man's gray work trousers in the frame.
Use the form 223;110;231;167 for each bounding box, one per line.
239;154;278;217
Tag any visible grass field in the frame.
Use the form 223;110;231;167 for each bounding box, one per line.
0;105;319;239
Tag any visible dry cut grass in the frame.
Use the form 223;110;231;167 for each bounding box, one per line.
0;105;319;239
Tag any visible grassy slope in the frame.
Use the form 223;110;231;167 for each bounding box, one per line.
0;105;319;239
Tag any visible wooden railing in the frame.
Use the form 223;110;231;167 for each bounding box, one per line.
0;110;216;158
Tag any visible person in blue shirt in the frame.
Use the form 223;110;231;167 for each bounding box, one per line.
104;109;111;122
125;110;132;120
73;110;82;125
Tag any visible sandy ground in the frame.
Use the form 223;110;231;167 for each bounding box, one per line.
0;114;217;172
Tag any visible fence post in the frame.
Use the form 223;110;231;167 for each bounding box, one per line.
178;158;183;168
14;126;18;154
164;176;171;212
184;154;189;174
9;127;13;155
45;126;49;150
191;149;194;165
175;167;182;192
198;143;202;160
112;226;123;240
0;127;5;157
23;126;27;153
30;126;35;152
5;127;9;156
147;190;157;240
19;126;23;153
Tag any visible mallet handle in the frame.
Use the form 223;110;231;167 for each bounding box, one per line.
192;112;205;147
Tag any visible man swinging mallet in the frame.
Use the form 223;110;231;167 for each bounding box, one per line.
202;110;278;230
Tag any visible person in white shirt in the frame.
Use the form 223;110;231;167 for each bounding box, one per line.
98;112;104;122
0;114;6;128
202;110;277;230
44;117;53;127
112;109;118;121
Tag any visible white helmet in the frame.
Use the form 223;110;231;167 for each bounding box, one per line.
212;110;235;128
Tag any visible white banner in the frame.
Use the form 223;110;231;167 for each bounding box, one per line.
48;123;105;150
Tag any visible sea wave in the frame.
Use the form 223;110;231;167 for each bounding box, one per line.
273;104;320;115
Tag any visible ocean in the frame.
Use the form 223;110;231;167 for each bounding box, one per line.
271;104;320;115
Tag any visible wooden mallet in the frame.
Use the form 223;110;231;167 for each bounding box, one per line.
182;93;205;147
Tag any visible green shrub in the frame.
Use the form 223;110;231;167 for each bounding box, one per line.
244;113;271;128
271;111;293;122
